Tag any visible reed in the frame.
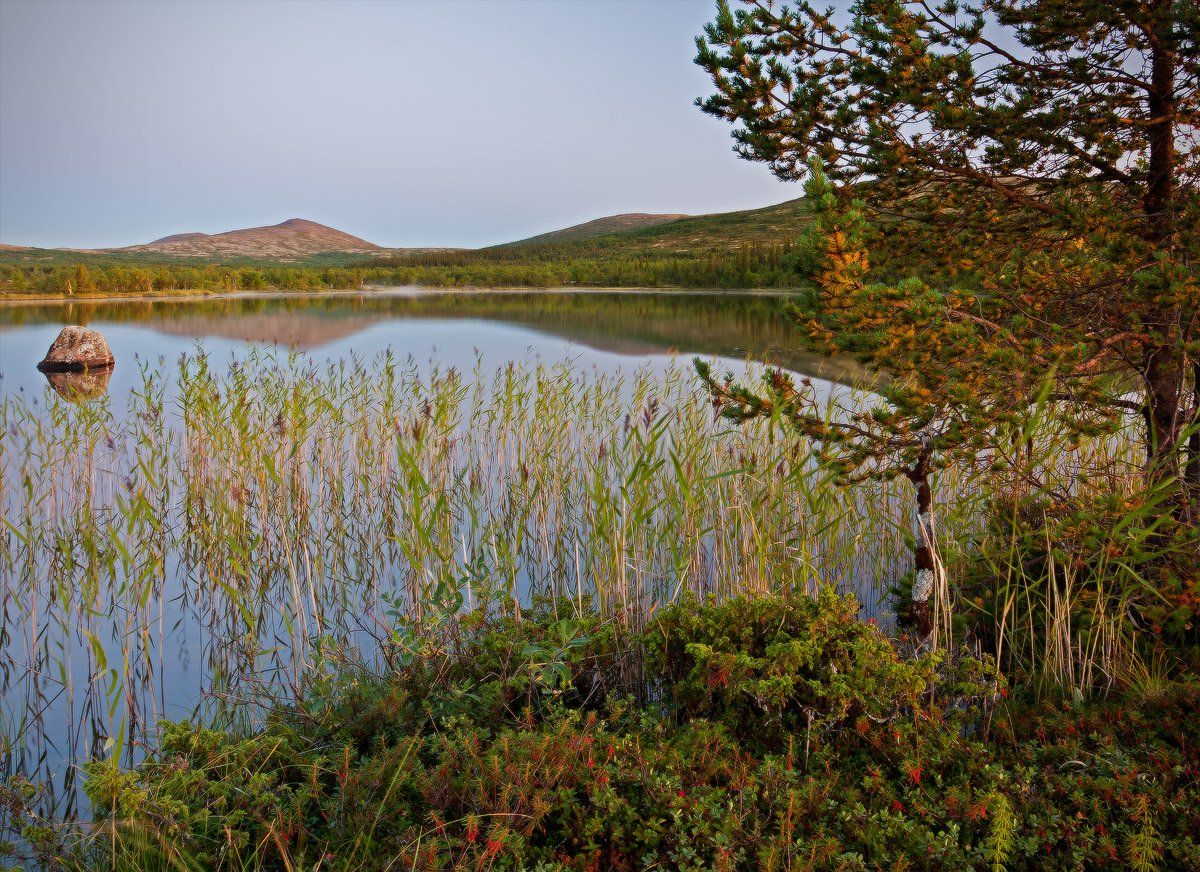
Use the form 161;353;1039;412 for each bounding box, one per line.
0;348;1158;825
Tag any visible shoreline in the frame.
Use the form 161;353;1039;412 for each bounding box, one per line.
0;284;804;307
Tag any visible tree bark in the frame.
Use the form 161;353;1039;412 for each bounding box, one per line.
1186;361;1200;519
1143;346;1186;484
1139;20;1185;489
906;437;935;639
1143;2;1175;245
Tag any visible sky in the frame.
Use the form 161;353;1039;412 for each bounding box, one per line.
0;0;798;249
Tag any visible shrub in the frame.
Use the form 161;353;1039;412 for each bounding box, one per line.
646;587;943;751
9;591;1197;870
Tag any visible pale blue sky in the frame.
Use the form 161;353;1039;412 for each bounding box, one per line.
0;0;796;249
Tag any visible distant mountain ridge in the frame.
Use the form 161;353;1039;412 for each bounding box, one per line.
124;218;381;258
149;232;209;245
506;213;690;246
0;196;812;268
487;197;811;256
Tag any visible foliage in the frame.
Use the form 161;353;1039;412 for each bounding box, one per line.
959;483;1200;688
699;164;1066;486
6;591;1199;870
645;588;942;751
0;247;804;295
696;0;1199;502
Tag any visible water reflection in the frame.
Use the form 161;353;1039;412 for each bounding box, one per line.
0;289;867;390
42;365;114;402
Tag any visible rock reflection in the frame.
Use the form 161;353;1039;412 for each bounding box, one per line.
42;364;114;402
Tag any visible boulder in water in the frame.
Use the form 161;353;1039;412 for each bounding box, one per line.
36;326;115;372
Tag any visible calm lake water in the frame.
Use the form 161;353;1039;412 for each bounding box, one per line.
0;290;894;825
0;289;859;404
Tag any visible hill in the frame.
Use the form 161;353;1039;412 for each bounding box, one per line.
123;218;381;259
481;197;810;258
1;197;810;268
1;195;817;293
507;213;690;246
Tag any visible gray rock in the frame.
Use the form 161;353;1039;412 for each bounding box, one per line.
36;326;115;373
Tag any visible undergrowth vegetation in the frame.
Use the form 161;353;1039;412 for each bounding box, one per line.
1;352;1195;869
6;592;1198;870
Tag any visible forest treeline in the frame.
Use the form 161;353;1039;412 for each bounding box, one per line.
0;241;800;295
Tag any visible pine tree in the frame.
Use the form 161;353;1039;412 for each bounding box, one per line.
695;0;1199;499
699;162;1059;638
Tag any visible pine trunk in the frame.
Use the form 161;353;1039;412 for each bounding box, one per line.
1143;347;1186;485
1186;361;1200;519
1140;27;1184;491
906;440;935;639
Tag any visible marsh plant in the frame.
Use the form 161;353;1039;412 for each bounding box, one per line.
0;352;894;809
0;348;1167;830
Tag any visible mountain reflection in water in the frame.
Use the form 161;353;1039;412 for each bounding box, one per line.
0;290;867;388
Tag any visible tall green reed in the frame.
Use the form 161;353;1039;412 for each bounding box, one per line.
0;347;1153;822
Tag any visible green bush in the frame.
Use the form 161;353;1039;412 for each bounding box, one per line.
11;591;1198;870
646;588;942;751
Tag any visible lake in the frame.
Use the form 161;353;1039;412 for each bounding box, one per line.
0;290;905;823
0;289;862;403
